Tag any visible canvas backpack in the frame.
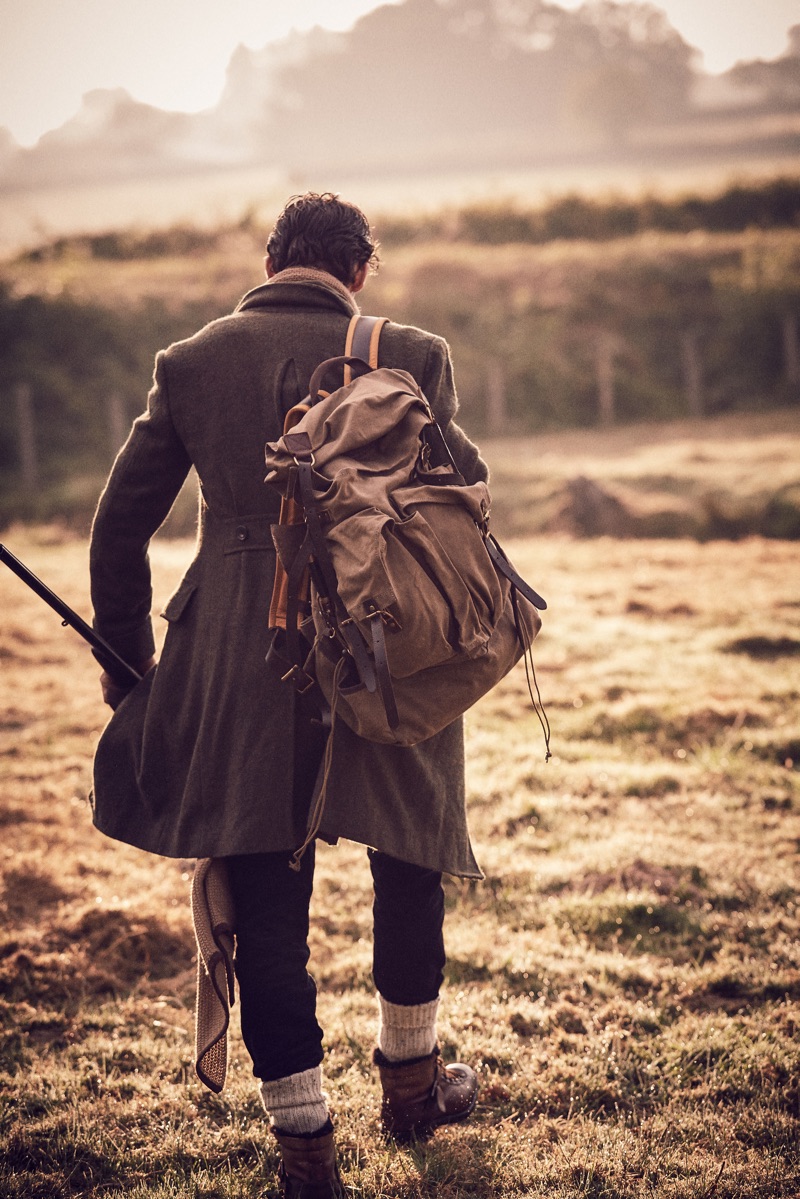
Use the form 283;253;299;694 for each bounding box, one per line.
264;314;549;760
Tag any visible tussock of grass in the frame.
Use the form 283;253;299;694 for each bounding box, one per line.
1;528;799;1196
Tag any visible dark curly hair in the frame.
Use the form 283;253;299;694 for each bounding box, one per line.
266;192;379;286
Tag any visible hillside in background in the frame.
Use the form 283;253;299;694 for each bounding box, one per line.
1;0;799;192
3;176;800;533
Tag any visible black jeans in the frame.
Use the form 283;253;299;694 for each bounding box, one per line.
225;846;446;1081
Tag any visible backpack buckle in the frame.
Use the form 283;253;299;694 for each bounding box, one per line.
280;663;316;694
365;602;402;632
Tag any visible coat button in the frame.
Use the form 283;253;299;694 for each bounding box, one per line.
235;525;248;542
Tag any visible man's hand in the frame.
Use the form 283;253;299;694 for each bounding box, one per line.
100;656;157;710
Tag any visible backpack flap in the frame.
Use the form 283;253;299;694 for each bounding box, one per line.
264;316;550;753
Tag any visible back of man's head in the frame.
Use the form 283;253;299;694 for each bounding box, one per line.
267;192;379;287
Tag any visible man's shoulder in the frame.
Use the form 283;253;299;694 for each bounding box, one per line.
162;311;250;361
377;319;447;371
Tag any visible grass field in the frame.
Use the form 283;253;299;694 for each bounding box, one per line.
1;490;799;1193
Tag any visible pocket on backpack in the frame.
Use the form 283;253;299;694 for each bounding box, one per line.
325;508;457;677
391;508;503;667
408;498;505;629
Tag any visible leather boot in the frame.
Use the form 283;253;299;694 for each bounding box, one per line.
273;1120;345;1199
373;1046;478;1141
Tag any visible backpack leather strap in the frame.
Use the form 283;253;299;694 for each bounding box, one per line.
344;315;388;384
365;602;400;731
295;458;377;693
310;355;370;402
485;534;547;610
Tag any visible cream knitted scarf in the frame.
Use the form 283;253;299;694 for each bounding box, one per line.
266;266;361;315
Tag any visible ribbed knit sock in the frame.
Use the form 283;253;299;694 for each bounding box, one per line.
377;994;440;1062
259;1066;329;1135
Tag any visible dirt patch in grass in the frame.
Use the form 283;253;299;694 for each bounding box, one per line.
723;635;800;659
1;866;71;920
568;858;706;902
0;907;193;1009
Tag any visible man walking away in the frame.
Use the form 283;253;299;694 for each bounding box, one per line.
90;193;486;1196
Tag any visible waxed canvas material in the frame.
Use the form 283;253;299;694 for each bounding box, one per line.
265;366;542;746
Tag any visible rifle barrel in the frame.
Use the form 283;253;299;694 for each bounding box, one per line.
0;543;142;689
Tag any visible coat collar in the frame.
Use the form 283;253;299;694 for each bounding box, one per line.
236;267;361;317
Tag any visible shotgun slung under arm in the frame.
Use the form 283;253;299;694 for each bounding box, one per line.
0;543;142;689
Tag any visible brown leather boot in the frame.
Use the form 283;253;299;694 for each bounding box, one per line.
373;1046;478;1141
273;1120;344;1198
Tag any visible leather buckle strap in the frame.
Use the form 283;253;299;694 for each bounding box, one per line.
280;662;316;694
296;460;377;693
485;534;547;610
366;602;400;731
283;529;315;677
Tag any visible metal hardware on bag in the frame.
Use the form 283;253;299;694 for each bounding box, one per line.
280;663;315;694
293;451;315;468
365;602;402;632
316;594;338;637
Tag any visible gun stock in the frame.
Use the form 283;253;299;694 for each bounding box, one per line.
0;543;142;690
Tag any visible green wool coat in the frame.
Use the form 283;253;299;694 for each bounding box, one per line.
90;269;488;877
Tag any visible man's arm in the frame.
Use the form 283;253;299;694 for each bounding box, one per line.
419;337;489;486
90;350;192;696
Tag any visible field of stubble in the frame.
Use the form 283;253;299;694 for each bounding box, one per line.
1;454;799;1196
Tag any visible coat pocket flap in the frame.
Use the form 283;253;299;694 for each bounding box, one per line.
161;578;198;623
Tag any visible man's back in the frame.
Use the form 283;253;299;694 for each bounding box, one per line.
90;267;485;875
88;194;485;1197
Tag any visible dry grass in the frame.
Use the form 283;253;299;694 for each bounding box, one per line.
0;495;799;1195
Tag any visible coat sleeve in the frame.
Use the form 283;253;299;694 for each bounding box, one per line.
90;350;192;666
420;336;489;485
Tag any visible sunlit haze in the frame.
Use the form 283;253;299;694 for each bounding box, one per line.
0;0;797;146
0;0;399;146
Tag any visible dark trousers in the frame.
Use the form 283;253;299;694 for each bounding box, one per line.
225;846;446;1081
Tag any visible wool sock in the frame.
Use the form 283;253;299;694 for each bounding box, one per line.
377;994;440;1062
259;1066;329;1135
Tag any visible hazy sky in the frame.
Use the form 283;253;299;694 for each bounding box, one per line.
1;0;798;146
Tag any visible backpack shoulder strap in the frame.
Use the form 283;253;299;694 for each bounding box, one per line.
343;315;388;384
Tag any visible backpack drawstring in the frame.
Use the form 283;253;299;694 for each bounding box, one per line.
512;590;551;762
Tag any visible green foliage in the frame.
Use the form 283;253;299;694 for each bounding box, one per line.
2;195;800;530
366;230;800;436
15;211;260;265
376;177;800;248
0;285;222;527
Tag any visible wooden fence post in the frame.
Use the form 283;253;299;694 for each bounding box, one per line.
596;332;615;426
486;360;509;435
783;313;800;390
14;382;39;493
680;330;704;418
